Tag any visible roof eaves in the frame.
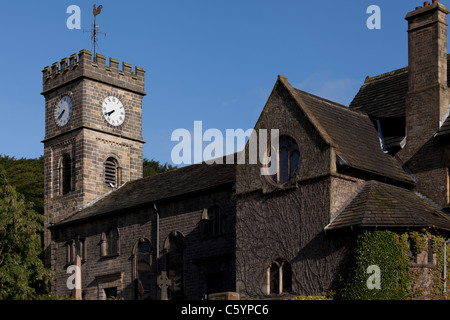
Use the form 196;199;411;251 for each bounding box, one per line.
49;176;235;230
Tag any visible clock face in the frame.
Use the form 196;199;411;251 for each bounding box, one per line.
102;96;125;126
55;95;72;127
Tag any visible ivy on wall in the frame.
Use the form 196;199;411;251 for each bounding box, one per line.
335;230;411;300
430;235;446;298
335;229;450;300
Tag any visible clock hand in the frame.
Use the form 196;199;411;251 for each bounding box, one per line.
105;110;115;116
57;109;66;120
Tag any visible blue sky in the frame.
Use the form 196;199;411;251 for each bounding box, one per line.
0;1;427;165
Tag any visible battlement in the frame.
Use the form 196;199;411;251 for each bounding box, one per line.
42;49;146;95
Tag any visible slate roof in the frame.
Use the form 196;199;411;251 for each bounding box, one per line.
278;77;415;186
350;55;450;119
350;67;409;119
325;180;450;231
52;161;236;228
350;55;450;143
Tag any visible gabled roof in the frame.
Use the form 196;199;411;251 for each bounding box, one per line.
52;161;236;228
278;77;415;186
325;180;450;231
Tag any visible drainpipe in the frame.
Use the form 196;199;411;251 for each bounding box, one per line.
444;239;450;297
154;203;160;276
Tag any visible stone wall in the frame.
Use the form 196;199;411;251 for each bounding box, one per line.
51;187;236;300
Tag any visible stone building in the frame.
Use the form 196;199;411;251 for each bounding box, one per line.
44;2;450;299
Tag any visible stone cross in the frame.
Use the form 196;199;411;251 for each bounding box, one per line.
156;271;171;300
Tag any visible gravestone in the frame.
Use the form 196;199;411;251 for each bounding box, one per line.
157;271;172;300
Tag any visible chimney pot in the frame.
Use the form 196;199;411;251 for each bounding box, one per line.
424;1;431;6
433;0;439;3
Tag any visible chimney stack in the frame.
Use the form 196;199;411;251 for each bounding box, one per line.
403;1;450;160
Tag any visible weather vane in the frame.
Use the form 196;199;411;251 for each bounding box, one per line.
85;4;106;58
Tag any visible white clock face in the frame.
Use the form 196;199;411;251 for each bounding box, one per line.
55;95;72;127
102;96;125;126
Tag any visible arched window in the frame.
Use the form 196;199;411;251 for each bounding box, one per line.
268;259;292;294
166;232;184;299
59;154;72;195
66;234;86;264
105;157;120;188
270;136;300;184
202;205;223;237
134;238;152;300
101;228;119;257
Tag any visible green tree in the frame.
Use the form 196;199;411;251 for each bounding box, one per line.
143;158;176;177
0;166;51;299
0;155;44;215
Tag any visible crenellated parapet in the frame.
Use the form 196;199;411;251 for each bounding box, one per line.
42;49;146;95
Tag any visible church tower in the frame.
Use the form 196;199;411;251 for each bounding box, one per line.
41;50;146;263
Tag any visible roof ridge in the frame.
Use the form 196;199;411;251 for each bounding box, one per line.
135;153;237;184
292;88;349;109
363;66;408;84
293;87;371;118
277;75;335;147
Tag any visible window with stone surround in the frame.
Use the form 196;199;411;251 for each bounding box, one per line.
166;232;184;299
267;136;300;184
95;272;124;300
266;258;292;295
202;205;224;238
59;154;72;195
134;238;152;300
66;234;86;264
104;287;118;300
105;157;121;188
101;228;119;257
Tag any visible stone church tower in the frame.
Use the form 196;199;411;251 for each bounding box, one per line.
41;50;146;264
